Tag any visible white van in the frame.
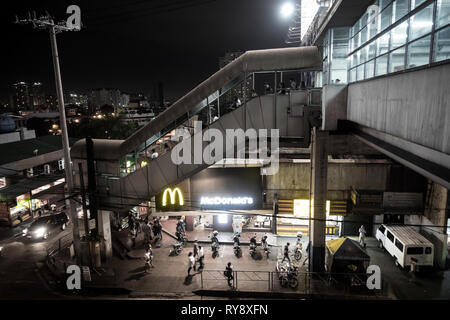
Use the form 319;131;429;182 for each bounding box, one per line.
376;224;434;270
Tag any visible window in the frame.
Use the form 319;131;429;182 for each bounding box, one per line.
387;230;395;242
353;33;360;51
408;35;431;67
381;0;394;10
368;7;379;39
393;0;409;22
395;239;404;252
350;68;357;82
411;0;427;10
407;247;424;254
391;21;409;49
433;26;450;62
368;41;377;60
409;3;434;41
357;64;365;81
360;46;368;64
380;3;394;32
376;54;389;75
377;33;390;55
425;247;432;254
379;225;386;234
436;0;450;28
361;26;368;45
366;60;375;78
390;46;406;72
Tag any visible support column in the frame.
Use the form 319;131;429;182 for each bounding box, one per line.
98;210;112;260
310;127;328;272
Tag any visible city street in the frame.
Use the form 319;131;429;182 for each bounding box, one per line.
0;224;71;299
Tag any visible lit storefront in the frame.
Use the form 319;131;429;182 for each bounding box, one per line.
276;199;346;236
0;177;65;226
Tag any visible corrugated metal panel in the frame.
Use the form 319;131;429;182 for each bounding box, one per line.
386;225;433;246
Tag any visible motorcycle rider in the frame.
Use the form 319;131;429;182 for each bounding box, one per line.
249;234;257;254
233;233;241;248
261;234;270;257
211;230;219;255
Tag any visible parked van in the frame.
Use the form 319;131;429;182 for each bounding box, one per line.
376;224;434;270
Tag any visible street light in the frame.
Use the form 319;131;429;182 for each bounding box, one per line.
280;2;295;18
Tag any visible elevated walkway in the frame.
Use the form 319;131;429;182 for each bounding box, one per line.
71;47;323;211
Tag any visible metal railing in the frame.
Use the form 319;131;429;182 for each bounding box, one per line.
46;233;73;258
199;269;387;297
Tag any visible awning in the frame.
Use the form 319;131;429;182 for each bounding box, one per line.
0;175;65;201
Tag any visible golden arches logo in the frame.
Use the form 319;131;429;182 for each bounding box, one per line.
162;187;184;206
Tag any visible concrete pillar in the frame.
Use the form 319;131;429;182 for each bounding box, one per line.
310;127;328;272
423;182;449;269
151;196;156;214
185;216;194;232
98;210;112;260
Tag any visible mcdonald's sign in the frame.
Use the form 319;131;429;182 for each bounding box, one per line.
162;187;184;206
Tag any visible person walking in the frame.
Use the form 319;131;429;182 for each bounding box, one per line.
130;226;137;248
225;262;234;287
193;240;199;268
142;220;151;245
281;242;291;263
187;252;196;276
144;245;154;272
197;245;205;270
359;225;367;248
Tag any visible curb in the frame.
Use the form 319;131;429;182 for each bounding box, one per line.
193;289;387;300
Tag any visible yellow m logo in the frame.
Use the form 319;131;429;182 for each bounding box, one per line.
162;187;184;206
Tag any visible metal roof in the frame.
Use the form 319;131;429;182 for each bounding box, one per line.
385;225;433;246
0;135;79;166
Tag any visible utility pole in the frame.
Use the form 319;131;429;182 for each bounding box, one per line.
14;10;82;263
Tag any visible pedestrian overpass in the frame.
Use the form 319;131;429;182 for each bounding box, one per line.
71;47;323;211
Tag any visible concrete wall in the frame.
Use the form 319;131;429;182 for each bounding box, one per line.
347;63;450;155
264;160;389;205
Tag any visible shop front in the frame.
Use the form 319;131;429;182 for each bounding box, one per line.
276;199;345;236
190;167;265;233
0;176;65;226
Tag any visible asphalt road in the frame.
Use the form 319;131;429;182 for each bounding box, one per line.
0;224;72;299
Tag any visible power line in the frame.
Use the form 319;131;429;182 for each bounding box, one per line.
86;0;220;27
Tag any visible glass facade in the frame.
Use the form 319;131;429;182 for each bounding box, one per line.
323;27;350;85
347;0;450;83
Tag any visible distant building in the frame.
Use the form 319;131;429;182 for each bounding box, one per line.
31;82;45;109
65;92;87;107
12;82;31;110
87;88;122;113
0;135;79;227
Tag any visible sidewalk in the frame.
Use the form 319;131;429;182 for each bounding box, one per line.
161;219;275;245
42;227;391;299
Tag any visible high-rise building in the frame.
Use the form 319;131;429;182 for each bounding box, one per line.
12;82;30;110
30;82;45;109
87;88;122;113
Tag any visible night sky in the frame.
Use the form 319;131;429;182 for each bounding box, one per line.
2;0;297;102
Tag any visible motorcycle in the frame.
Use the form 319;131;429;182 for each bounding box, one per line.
211;241;220;258
276;260;298;288
210;231;220;258
249;242;258;259
170;241;184;256
261;236;270;259
294;241;303;261
233;235;242;257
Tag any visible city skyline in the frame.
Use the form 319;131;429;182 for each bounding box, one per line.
1;0;294;102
